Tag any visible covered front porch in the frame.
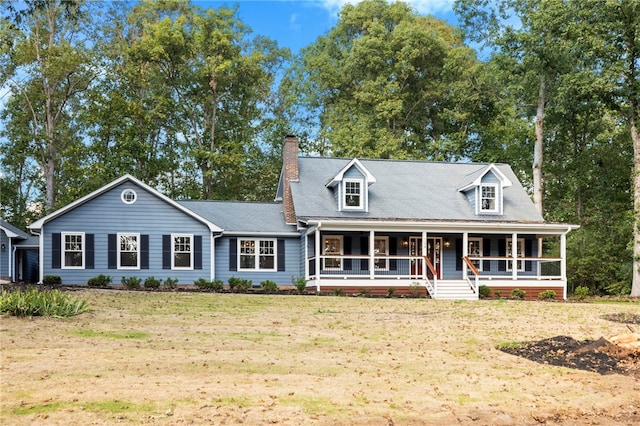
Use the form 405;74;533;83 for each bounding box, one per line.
303;221;575;300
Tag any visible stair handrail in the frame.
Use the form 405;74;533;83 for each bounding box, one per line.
422;256;438;298
462;256;479;294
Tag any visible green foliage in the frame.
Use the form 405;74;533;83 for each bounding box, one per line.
163;277;179;290
42;275;62;286
143;277;161;290
478;285;491;299
538;290;556;301
0;288;89;317
87;274;112;288
387;287;396;297
194;279;224;292
408;282;423;298
332;288;345;297
292;276;307;294
121;277;141;290
285;0;481;160
510;288;526;300
573;285;590;300
358;288;371;297
228;277;252;293
260;280;279;293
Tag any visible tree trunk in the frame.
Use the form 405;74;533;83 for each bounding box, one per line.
631;112;640;297
533;76;545;216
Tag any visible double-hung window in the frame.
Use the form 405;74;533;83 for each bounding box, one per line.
374;236;388;270
344;179;362;209
468;238;483;271
323;236;343;270
480;184;498;213
507;238;525;271
62;232;84;268
173;234;193;269
239;239;276;271
118;233;139;269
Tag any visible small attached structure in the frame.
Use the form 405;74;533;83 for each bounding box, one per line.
1;220;39;283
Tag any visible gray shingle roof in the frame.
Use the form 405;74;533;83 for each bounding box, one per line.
177;201;297;234
1;219;30;239
290;157;543;223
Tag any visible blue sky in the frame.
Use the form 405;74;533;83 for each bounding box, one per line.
194;0;459;54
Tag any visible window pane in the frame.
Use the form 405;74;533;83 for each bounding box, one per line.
240;255;255;269
174;253;191;268
65;252;82;267
120;252;137;267
259;256;275;269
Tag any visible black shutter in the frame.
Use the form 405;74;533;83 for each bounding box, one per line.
389;237;397;271
229;238;237;271
498;239;506;271
194;235;202;270
360;236;369;271
86;234;94;269
455;238;463;271
343;236;352;270
277;239;285;271
108;234;117;269
141;235;149;269
525;239;533;272
162;235;171;269
483;238;491;271
52;233;61;269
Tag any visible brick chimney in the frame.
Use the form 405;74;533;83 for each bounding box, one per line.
283;135;299;224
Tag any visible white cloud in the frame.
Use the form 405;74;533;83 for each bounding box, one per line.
315;0;454;17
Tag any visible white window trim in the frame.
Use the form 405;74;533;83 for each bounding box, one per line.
507;238;525;272
374;236;389;271
343;178;364;210
118;233;140;270
172;234;194;270
479;183;499;213
121;189;137;204
238;238;277;271
62;232;85;269
468;238;483;272
323;235;343;271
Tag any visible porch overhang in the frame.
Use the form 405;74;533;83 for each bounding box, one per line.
302;219;579;235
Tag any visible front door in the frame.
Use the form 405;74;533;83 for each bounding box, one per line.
426;238;442;279
409;237;422;276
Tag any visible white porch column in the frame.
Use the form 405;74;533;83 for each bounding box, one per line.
369;230;375;280
462;232;469;280
537;237;543;279
304;233;309;281
422;231;427;279
512;232;518;280
315;227;321;292
561;231;567;299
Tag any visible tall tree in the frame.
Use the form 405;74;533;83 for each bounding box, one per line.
89;0;288;200
569;0;640;296
455;0;575;216
283;0;481;160
1;0;99;210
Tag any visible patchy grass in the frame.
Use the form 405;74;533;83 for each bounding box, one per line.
0;290;638;425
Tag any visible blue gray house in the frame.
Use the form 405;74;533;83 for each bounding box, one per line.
1;219;39;283
27;135;578;299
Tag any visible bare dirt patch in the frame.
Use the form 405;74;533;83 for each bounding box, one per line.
1;291;639;425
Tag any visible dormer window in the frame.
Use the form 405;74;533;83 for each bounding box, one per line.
344;179;362;209
480;184;498;213
458;164;511;216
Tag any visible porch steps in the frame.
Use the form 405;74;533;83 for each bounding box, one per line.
432;280;478;301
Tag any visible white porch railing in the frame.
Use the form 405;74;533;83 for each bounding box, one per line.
307;255;563;281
